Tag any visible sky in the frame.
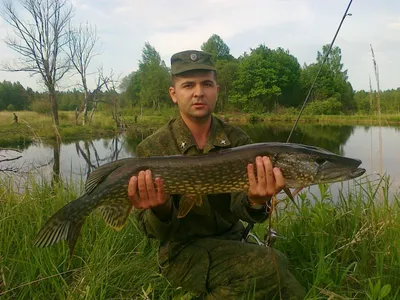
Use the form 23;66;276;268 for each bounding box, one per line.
0;0;399;93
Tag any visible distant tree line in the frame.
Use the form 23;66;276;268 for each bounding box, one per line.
118;34;400;115
1;32;399;117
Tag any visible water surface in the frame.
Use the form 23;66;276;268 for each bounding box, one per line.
1;123;399;198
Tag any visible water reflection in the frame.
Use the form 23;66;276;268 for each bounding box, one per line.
52;138;61;186
74;137;125;179
237;123;355;155
0;123;399;195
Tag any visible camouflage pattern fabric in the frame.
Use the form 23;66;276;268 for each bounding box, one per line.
133;115;306;299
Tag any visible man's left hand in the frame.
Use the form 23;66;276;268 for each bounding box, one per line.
246;156;285;206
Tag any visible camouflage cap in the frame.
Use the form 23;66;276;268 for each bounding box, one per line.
170;50;216;75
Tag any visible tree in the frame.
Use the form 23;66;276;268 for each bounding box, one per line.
215;60;239;112
230;45;301;112
68;22;111;125
317;45;348;81
201;34;233;62
118;71;135;93
0;80;30;110
1;0;73;125
301;45;355;113
126;43;170;110
125;71;141;108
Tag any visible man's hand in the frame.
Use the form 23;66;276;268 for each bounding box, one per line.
247;156;285;206
128;170;172;221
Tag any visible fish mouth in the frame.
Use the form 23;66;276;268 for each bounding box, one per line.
350;168;366;179
321;166;366;183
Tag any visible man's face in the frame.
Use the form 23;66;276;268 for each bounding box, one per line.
169;70;219;122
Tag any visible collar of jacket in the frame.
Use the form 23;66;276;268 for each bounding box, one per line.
171;115;232;154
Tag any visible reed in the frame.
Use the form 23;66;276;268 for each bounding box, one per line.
1;172;399;299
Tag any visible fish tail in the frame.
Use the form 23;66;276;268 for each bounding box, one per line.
33;195;91;259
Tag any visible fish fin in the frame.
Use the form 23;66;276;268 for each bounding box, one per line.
98;198;134;230
194;195;204;206
283;186;300;211
292;187;304;198
177;194;203;219
33;195;89;260
85;161;125;194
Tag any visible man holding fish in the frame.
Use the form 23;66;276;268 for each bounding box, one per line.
128;50;306;299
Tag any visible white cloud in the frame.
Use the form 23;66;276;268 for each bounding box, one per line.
0;0;399;92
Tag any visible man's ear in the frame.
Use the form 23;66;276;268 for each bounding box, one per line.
169;86;178;104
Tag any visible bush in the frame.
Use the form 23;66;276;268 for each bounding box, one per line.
30;100;52;114
304;97;343;115
6;104;15;111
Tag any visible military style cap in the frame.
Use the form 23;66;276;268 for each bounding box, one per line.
170;50;216;75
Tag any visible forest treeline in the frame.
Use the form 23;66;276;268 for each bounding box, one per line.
1;34;399;116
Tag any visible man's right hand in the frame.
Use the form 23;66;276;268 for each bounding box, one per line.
128;170;173;221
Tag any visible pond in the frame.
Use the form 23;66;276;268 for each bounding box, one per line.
1;122;399;199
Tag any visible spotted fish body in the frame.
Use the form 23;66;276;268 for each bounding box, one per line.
33;142;366;258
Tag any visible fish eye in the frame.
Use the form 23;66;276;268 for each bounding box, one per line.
316;158;327;165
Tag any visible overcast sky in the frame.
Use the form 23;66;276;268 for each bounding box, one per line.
0;0;399;93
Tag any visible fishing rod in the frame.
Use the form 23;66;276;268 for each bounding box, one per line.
286;0;354;143
242;0;355;246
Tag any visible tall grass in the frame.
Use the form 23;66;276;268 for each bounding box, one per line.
253;177;400;299
0;174;189;299
1;173;399;299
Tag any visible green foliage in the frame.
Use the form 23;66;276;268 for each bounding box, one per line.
367;279;392;300
56;89;84;111
304;97;343;115
3;34;400;117
118;71;135;93
0;80;32;110
354;88;400;114
230;45;301;112
125;43;171;110
30;100;52;114
1;171;399;299
201;34;234;62
253;178;400;299
301;45;355;112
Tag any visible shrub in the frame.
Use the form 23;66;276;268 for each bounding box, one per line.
304;97;343;115
30;100;52;114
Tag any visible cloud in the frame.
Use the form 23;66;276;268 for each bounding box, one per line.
0;0;399;91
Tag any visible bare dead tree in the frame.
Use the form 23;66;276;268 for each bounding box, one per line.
1;0;73;125
0;148;22;173
68;22;109;125
98;70;125;128
88;68;115;124
74;138;124;179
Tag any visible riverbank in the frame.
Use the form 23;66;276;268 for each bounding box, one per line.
0;174;399;299
1;110;399;146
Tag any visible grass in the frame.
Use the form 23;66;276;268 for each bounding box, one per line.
1;173;399;299
1;110;399;146
0;111;121;146
221;112;400;127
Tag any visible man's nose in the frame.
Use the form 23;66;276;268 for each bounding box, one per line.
193;84;204;97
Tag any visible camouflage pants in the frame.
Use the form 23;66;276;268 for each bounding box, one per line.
158;238;306;300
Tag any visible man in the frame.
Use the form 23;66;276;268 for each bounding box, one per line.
127;50;306;299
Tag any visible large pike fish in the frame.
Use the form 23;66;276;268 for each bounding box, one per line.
33;142;365;258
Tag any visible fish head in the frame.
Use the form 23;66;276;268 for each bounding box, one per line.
261;143;366;188
304;151;366;185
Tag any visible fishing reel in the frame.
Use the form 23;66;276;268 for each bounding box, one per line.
243;227;286;247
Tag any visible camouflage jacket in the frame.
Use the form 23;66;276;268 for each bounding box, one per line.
133;115;268;250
